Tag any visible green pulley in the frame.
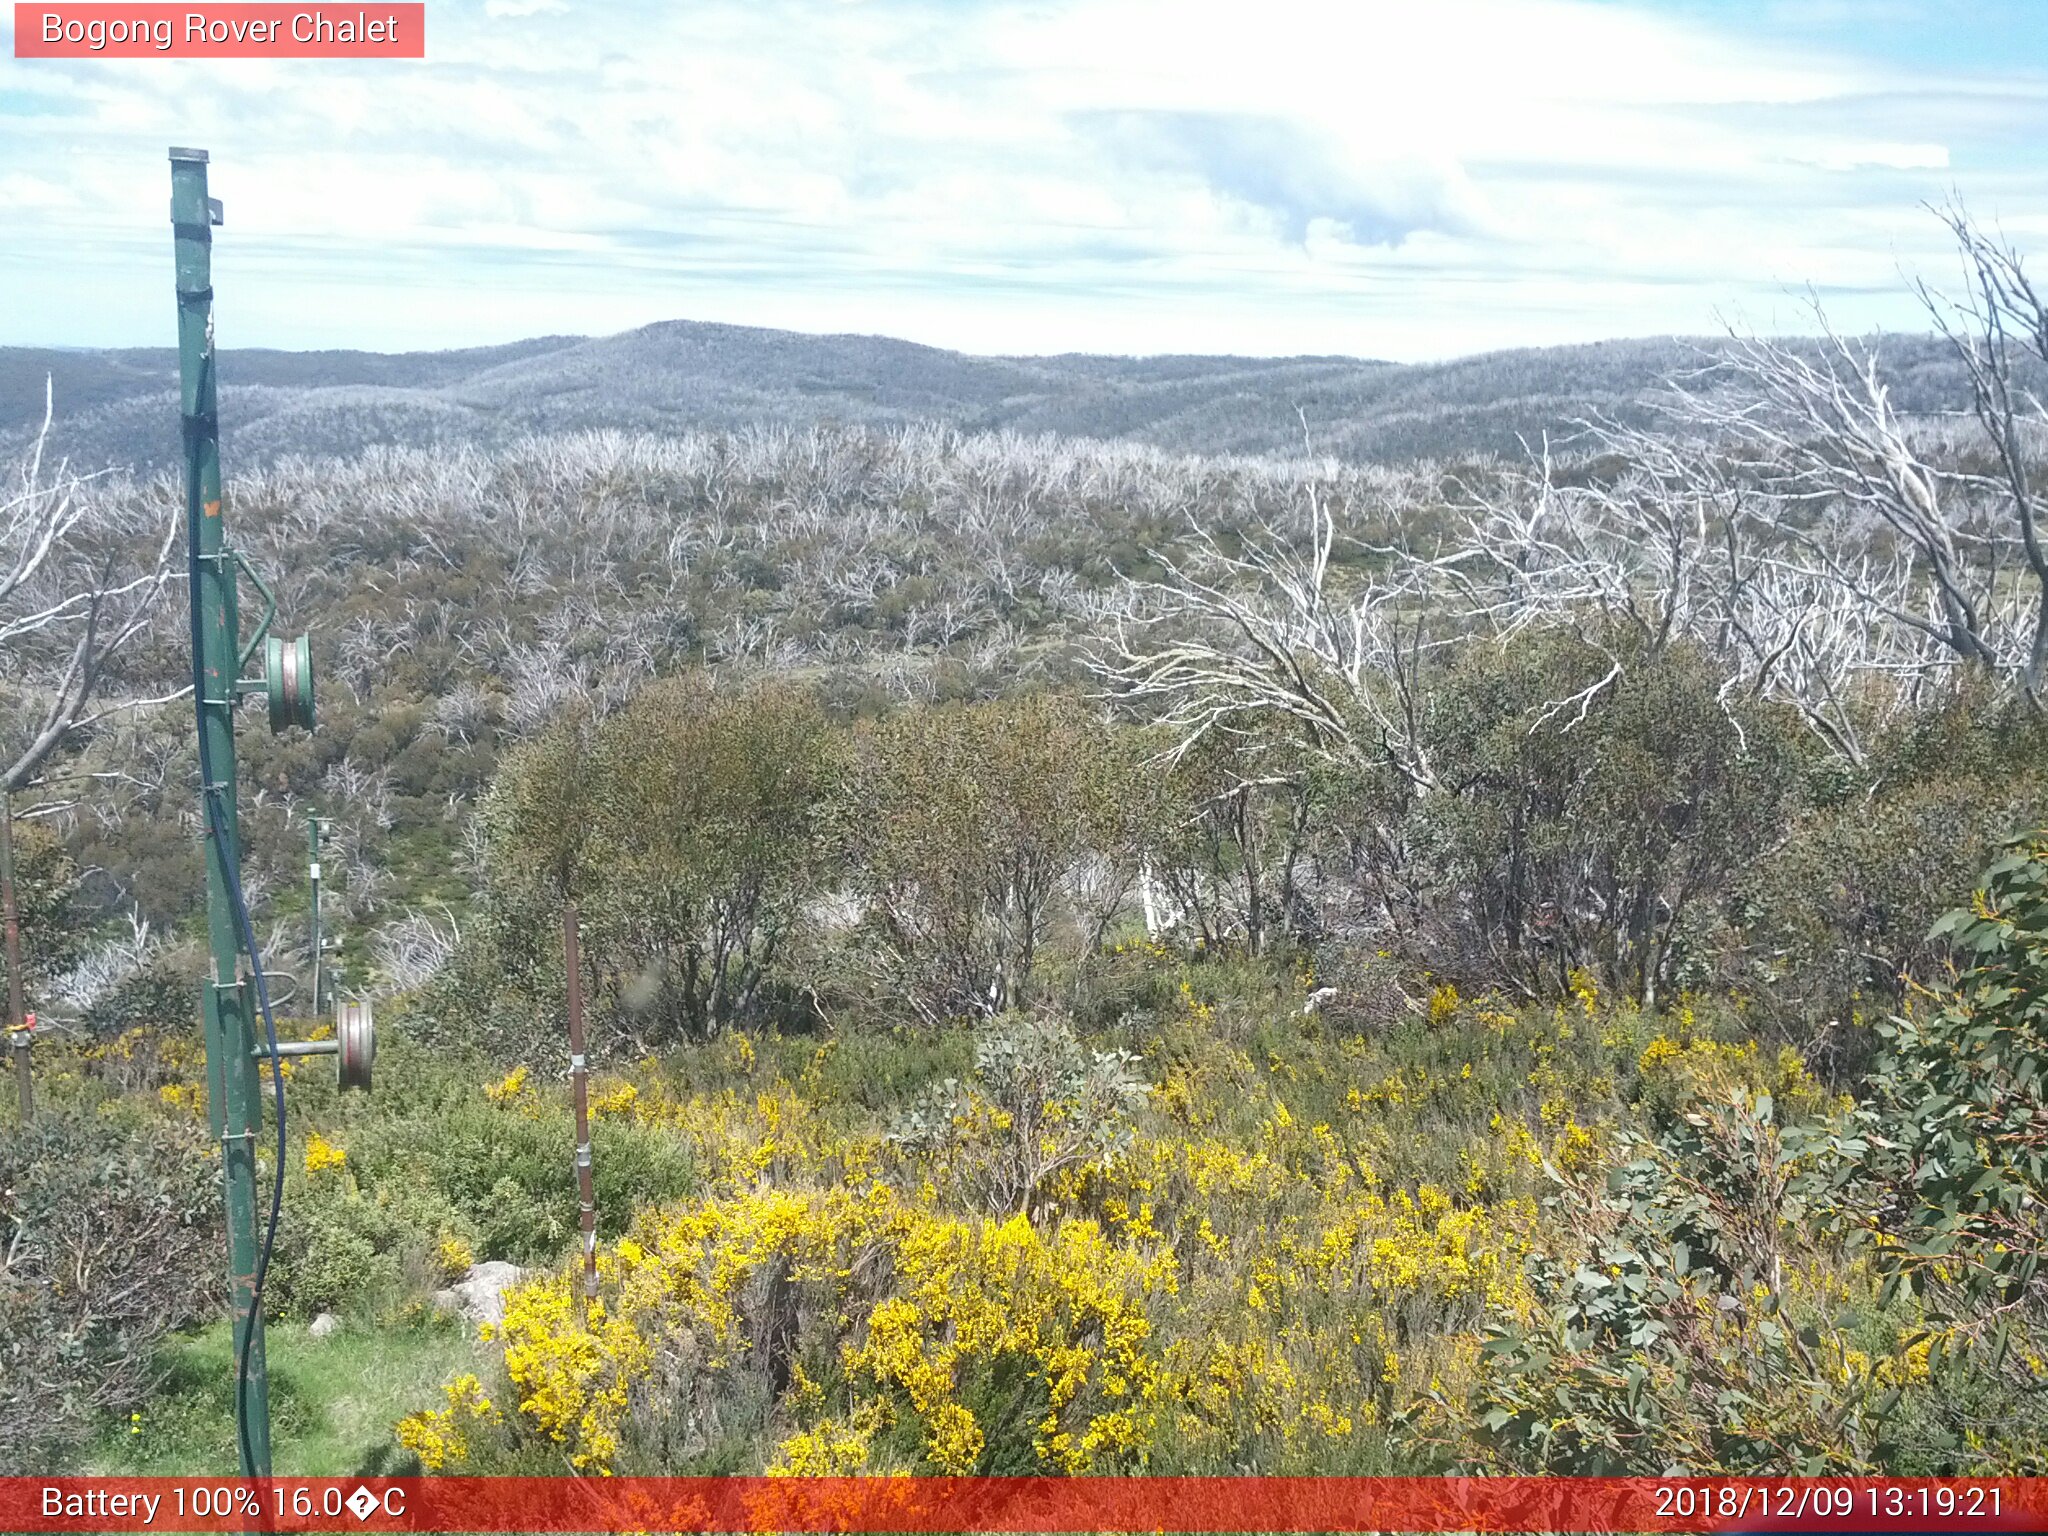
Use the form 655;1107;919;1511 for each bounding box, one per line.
264;634;315;733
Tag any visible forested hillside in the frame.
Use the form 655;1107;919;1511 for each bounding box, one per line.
8;213;2048;1482
0;324;1990;472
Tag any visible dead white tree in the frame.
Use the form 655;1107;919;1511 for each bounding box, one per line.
372;905;462;993
1652;199;2048;712
1914;200;2048;693
1096;480;1440;795
1716;547;1940;765
48;908;160;1013
1670;324;2017;678
1354;206;2048;763
1434;426;1741;647
2;381;183;791
1436;419;1939;763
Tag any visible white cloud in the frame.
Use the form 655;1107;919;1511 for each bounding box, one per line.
2;0;2046;357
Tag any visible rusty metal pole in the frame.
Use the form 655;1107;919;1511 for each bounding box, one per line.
2;791;29;1123
564;903;598;1307
307;817;323;1019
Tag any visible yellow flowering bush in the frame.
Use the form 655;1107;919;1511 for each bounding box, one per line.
395;1373;502;1470
769;1409;880;1475
393;977;1936;1476
587;1079;639;1119
436;1231;477;1278
484;1064;530;1103
1636;1034;1828;1120
448;1083;1546;1476
303;1131;347;1175
485;1184;1178;1473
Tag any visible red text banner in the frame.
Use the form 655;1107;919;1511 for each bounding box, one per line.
2;1476;2045;1533
13;5;425;58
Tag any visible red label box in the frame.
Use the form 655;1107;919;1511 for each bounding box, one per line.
14;3;425;57
2;1476;2046;1533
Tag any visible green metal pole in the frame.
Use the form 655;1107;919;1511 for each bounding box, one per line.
308;818;322;1019
172;145;272;1478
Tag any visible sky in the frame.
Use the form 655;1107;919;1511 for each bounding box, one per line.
5;0;2048;360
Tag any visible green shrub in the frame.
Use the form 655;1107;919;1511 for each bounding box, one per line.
266;1160;480;1320
265;1037;697;1317
1737;773;2046;1061
1398;631;1815;1005
1827;831;2048;1454
835;695;1156;1022
422;678;840;1056
1439;833;2048;1475
82;960;198;1042
580;677;840;1042
889;1011;1147;1216
0;816;84;1004
0;1107;221;1469
1438;1093;1893;1473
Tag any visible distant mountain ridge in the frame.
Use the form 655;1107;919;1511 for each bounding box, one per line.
0;319;1979;471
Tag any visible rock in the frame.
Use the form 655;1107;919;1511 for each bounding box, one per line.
308;1311;341;1339
443;1260;525;1327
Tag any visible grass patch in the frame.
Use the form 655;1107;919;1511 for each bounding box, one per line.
91;1312;485;1477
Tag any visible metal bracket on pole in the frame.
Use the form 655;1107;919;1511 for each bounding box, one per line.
9;1028;31;1126
232;549;277;673
224;541;315;735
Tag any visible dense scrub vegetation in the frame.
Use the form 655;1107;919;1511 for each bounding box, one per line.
13;658;2048;1474
11;211;2048;1475
23;846;2048;1474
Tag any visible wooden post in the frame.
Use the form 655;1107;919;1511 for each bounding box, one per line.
564;903;598;1307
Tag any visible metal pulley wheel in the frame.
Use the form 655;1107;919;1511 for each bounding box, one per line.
336;997;374;1091
265;633;315;733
